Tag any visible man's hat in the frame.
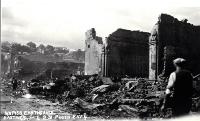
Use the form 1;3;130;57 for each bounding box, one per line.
173;58;186;67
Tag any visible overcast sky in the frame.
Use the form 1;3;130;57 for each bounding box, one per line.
2;0;200;49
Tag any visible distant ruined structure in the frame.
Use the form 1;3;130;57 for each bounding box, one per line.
103;29;150;77
84;28;103;75
1;52;11;75
149;14;200;80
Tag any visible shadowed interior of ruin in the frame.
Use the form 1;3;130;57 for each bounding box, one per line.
149;14;200;79
106;29;150;77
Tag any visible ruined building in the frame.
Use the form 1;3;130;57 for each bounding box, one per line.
84;28;103;75
103;29;150;77
149;14;200;80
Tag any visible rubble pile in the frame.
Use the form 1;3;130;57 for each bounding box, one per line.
1;75;200;119
25;76;168;119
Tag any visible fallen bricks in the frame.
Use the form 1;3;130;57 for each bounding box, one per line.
118;105;138;116
120;98;158;104
19;75;200;119
74;98;105;110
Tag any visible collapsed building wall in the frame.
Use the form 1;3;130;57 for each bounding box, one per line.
105;29;149;77
84;28;103;75
149;14;200;80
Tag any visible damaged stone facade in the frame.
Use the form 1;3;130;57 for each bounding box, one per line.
149;14;200;80
104;29;150;77
84;28;103;75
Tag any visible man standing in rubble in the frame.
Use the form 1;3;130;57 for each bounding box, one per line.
163;58;193;117
12;77;18;91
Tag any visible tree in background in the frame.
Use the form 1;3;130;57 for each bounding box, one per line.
54;47;69;54
38;44;45;49
27;42;36;52
1;41;11;52
21;45;32;53
11;43;22;54
10;43;31;54
45;45;55;55
37;44;46;54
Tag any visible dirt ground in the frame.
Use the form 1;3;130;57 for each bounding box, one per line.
0;92;89;121
0;78;87;121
